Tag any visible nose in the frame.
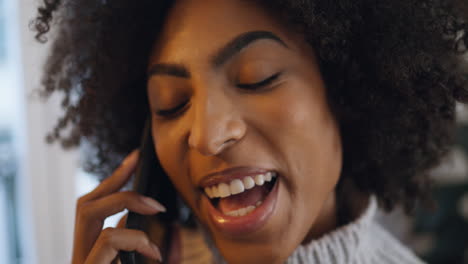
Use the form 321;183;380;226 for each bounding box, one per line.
188;89;246;156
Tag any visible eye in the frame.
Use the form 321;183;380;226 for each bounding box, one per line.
237;72;281;90
155;101;189;118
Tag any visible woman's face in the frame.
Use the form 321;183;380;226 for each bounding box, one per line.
147;0;342;262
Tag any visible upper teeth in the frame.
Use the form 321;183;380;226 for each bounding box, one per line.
204;171;277;199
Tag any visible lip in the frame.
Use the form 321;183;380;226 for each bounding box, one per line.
201;175;280;236
199;166;274;188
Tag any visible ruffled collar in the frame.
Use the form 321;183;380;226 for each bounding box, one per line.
285;195;377;263
197;196;377;264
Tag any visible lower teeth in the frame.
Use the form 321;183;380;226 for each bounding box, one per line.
217;176;277;217
224;200;263;217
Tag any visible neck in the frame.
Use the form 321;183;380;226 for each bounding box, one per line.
301;191;338;244
300;182;371;245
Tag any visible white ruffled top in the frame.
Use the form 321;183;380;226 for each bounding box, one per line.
284;196;424;264
178;196;425;264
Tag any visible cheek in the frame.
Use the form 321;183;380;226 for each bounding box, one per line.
152;117;190;177
267;80;342;192
153;130;191;200
154;140;199;209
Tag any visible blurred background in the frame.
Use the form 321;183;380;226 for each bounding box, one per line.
0;0;467;263
0;1;124;263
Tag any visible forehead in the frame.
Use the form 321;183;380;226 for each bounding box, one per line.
150;0;293;64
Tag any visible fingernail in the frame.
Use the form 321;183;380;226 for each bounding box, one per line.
151;243;163;262
141;197;167;212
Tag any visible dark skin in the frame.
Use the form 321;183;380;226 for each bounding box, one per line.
72;0;343;263
34;0;468;215
30;0;464;262
149;0;341;263
72;150;164;263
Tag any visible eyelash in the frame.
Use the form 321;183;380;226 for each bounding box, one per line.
236;72;281;90
156;101;190;118
155;72;281;118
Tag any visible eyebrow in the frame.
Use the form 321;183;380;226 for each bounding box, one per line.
147;30;288;79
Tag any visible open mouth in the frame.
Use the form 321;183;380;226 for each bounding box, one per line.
200;170;281;235
204;172;277;217
203;171;278;217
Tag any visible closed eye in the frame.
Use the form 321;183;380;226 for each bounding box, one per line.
155;72;282;118
237;72;281;90
156;101;189;118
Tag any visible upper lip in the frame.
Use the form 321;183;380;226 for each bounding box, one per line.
198;166;275;188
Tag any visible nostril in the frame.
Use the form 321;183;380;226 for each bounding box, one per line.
213;138;237;155
222;138;236;148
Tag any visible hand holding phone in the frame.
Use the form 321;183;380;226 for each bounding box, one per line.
119;118;172;264
70;120;166;264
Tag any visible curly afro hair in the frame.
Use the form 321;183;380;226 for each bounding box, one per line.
32;0;468;213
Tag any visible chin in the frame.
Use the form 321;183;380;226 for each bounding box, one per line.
194;172;301;263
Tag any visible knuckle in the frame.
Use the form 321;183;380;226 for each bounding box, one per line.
121;190;137;197
136;230;151;246
100;227;116;244
118;191;140;203
129;193;144;203
76;195;88;208
76;201;92;219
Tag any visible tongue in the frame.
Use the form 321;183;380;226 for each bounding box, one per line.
218;185;270;214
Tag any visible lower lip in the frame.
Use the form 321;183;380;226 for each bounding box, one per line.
202;176;280;236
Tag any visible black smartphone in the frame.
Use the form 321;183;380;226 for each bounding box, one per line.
118;118;178;264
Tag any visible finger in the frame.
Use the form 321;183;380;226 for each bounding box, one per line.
82;150;139;202
85;228;162;264
79;191;166;223
73;192;165;263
